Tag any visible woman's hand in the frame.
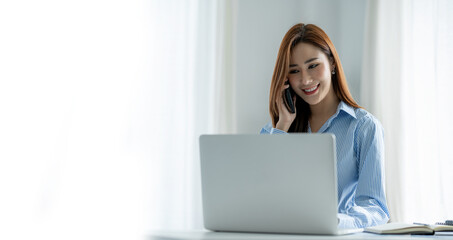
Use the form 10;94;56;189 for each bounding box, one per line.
275;80;297;132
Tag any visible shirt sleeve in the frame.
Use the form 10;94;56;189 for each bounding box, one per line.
338;115;390;229
260;122;288;134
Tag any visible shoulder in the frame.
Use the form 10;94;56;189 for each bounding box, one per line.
353;108;384;133
337;102;383;133
351;108;386;168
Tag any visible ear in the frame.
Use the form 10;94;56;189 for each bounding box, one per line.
329;57;335;71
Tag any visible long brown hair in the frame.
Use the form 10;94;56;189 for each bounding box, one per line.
269;23;360;132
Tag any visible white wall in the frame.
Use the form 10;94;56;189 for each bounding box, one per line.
233;0;367;133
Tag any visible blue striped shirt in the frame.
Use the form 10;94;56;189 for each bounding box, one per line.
260;101;390;229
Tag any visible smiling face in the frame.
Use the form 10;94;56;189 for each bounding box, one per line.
288;42;337;107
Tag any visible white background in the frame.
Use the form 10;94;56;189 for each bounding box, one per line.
1;1;452;240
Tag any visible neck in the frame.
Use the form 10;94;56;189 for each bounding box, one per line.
309;87;340;121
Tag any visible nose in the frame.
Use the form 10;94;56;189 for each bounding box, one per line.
301;72;313;86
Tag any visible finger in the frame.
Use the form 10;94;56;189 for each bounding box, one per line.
282;79;290;90
280;83;289;92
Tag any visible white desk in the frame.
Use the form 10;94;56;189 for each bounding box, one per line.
149;230;448;240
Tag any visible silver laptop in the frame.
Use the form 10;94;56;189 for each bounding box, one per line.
199;134;362;235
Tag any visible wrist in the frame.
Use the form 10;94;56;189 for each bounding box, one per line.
276;121;291;132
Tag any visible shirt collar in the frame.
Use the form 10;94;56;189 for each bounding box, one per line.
337;101;357;119
308;101;357;133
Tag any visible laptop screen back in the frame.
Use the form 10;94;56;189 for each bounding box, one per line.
199;134;339;235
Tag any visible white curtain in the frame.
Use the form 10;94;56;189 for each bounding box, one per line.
0;0;234;239
147;0;236;231
362;0;453;223
0;1;151;239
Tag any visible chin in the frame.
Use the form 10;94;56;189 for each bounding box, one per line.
302;97;322;106
306;100;322;106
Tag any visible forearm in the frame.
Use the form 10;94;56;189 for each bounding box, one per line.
275;120;292;132
338;199;389;229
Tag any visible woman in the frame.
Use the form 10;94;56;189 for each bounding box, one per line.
261;23;389;229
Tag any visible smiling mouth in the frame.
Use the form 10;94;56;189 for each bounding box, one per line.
303;84;320;95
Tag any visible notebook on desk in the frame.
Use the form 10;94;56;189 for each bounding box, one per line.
199;134;362;235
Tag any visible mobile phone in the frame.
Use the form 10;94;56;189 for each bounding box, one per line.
283;86;296;114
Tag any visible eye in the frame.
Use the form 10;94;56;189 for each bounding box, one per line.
308;63;319;69
289;69;300;74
